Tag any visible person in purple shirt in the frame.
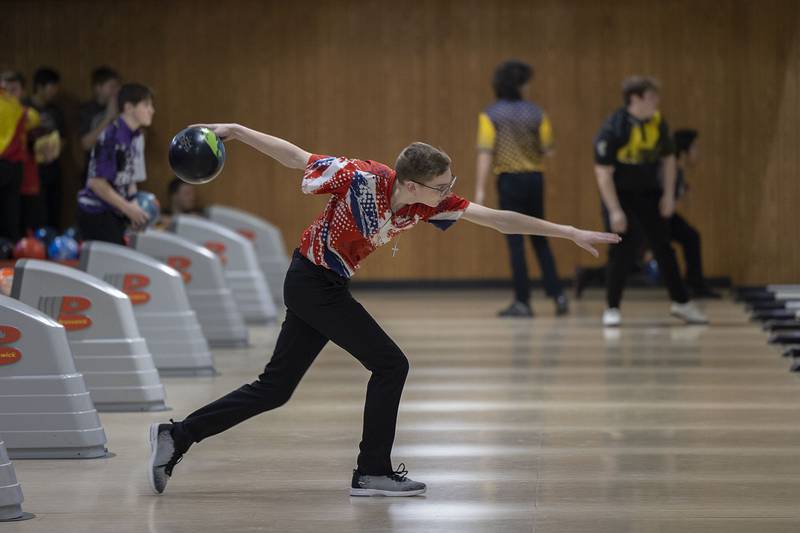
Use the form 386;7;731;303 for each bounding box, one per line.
76;83;153;244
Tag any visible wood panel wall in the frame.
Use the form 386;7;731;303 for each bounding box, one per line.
5;0;799;283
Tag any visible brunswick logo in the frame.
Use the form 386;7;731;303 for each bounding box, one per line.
0;325;22;365
122;274;151;305
204;241;228;265
167;256;192;284
55;296;93;331
237;229;256;241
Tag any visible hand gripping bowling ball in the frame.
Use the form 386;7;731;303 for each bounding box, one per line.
13;237;46;259
47;235;80;261
168;126;226;185
134;191;161;226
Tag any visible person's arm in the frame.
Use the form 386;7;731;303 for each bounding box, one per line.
462;202;620;257
595;164;627;233
658;117;677;218
87;178;148;227
659;154;677;218
474;112;496;205
474;151;493;205
193;123;311;169
540;113;555;157
80;102;117;151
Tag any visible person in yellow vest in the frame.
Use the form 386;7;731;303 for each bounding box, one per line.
475;60;568;318
593;76;707;326
0;71;40;242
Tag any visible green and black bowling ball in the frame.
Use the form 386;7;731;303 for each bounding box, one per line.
169;126;226;184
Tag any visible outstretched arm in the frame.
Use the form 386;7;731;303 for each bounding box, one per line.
191;123;311;169
462;202;621;257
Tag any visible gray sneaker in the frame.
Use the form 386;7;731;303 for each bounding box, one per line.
147;421;185;494
350;464;426;497
498;301;533;318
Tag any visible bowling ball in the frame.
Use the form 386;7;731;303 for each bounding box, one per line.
168;126;226;185
643;259;661;285
64;226;82;241
134;191;161;226
13;237;46;259
48;235;80;261
0;237;13;259
34;226;59;246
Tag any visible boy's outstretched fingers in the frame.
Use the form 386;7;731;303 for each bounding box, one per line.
571;229;622;257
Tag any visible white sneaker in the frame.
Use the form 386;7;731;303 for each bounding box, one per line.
602;308;621;327
670;301;708;324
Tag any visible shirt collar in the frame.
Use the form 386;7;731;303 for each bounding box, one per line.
115;117;142;141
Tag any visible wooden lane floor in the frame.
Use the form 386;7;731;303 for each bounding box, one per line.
7;289;800;533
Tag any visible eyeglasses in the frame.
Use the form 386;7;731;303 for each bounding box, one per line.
411;175;458;197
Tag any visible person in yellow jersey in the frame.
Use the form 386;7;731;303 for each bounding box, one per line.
0;71;40;242
594;76;707;327
475;60;568;318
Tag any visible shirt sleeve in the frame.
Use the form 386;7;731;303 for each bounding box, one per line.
476;112;496;152
539;114;554;151
88;128;117;183
301;154;357;196
425;194;471;231
658;117;676;157
594;123;618;166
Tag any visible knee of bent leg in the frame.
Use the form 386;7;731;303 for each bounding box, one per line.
385;348;409;378
247;377;295;408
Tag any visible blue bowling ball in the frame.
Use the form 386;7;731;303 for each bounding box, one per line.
134;191;161;226
48;235;80;261
643;259;661;285
64;226;82;241
34;226;59;246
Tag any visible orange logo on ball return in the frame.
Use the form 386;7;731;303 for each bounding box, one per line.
167;256;192;284
122;274;151;305
204;241;228;265
237;229;256;241
58;296;93;331
0;325;22;365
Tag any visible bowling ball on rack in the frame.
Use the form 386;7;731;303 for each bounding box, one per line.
47;235;80;261
13;237;46;259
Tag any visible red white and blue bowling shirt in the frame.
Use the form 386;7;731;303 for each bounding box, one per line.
299;154;470;278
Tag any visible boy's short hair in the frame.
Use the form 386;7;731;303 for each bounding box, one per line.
168;177;187;196
33;67;60;90
622;76;660;105
91;66;120;87
492;60;532;101
117;83;153;111
395;142;451;184
674;129;698;156
0;71;25;86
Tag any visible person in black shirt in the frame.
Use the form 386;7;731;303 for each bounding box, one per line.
78;67;121;162
24;67;65;230
668;129;720;299
594;76;707;326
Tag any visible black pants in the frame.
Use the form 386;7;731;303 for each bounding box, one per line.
669;213;705;290
39;162;62;230
76;209;127;245
0;160;23;242
607;190;689;308
175;250;409;475
498;172;564;302
20;194;44;235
